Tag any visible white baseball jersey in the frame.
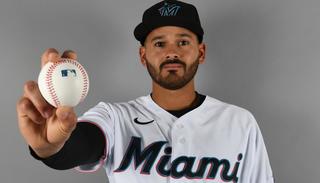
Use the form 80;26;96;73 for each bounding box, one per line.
75;95;274;183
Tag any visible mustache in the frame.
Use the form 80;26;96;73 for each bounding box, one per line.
160;59;186;70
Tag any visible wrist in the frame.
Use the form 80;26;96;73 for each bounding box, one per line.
30;144;64;159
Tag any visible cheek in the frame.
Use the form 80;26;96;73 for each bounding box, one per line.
146;49;163;60
183;49;199;62
145;58;159;71
145;51;163;66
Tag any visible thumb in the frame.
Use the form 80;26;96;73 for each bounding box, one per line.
56;106;77;135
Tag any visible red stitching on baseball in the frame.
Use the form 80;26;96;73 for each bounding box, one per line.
45;63;60;107
64;59;89;103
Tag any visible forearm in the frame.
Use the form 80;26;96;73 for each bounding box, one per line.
29;122;105;170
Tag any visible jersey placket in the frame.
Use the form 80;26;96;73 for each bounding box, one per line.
144;95;208;182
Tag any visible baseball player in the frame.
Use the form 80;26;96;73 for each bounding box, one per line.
17;0;274;183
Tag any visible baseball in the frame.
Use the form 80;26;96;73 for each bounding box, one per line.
38;58;89;108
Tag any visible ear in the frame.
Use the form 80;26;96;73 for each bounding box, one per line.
198;43;206;64
139;46;147;67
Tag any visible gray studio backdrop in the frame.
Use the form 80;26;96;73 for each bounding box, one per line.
1;0;319;183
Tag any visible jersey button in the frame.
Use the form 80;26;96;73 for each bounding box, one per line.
177;124;184;129
179;137;186;144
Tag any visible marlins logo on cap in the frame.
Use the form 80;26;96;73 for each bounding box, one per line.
158;2;181;16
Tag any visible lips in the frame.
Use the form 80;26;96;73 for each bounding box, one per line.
163;63;183;69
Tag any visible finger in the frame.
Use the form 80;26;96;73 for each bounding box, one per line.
17;97;46;125
24;80;54;118
41;48;60;68
17;97;46;149
17;113;42;148
61;50;77;60
55;106;77;136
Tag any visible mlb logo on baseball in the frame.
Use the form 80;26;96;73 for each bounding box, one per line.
61;69;77;77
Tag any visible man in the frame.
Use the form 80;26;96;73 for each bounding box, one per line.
17;0;274;182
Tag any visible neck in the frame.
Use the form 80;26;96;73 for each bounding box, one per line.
151;79;197;111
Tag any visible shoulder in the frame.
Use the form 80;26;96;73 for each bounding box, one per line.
90;95;150;114
204;96;254;116
204;95;258;128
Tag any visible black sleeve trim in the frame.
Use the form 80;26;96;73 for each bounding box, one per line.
29;122;105;170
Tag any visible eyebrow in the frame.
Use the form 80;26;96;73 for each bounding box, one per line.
150;33;193;42
151;36;164;42
177;33;192;39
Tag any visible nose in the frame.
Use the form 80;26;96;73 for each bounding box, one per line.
165;45;180;60
166;54;179;60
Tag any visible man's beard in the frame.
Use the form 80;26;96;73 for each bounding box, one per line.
146;57;199;90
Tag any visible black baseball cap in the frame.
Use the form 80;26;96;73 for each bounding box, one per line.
134;0;204;45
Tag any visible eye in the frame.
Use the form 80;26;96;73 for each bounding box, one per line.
178;40;190;46
154;41;165;47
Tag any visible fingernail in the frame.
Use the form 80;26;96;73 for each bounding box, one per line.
61;111;70;120
62;50;77;60
48;52;58;62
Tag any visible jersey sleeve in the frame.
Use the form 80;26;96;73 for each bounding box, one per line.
74;102;115;173
240;113;275;183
